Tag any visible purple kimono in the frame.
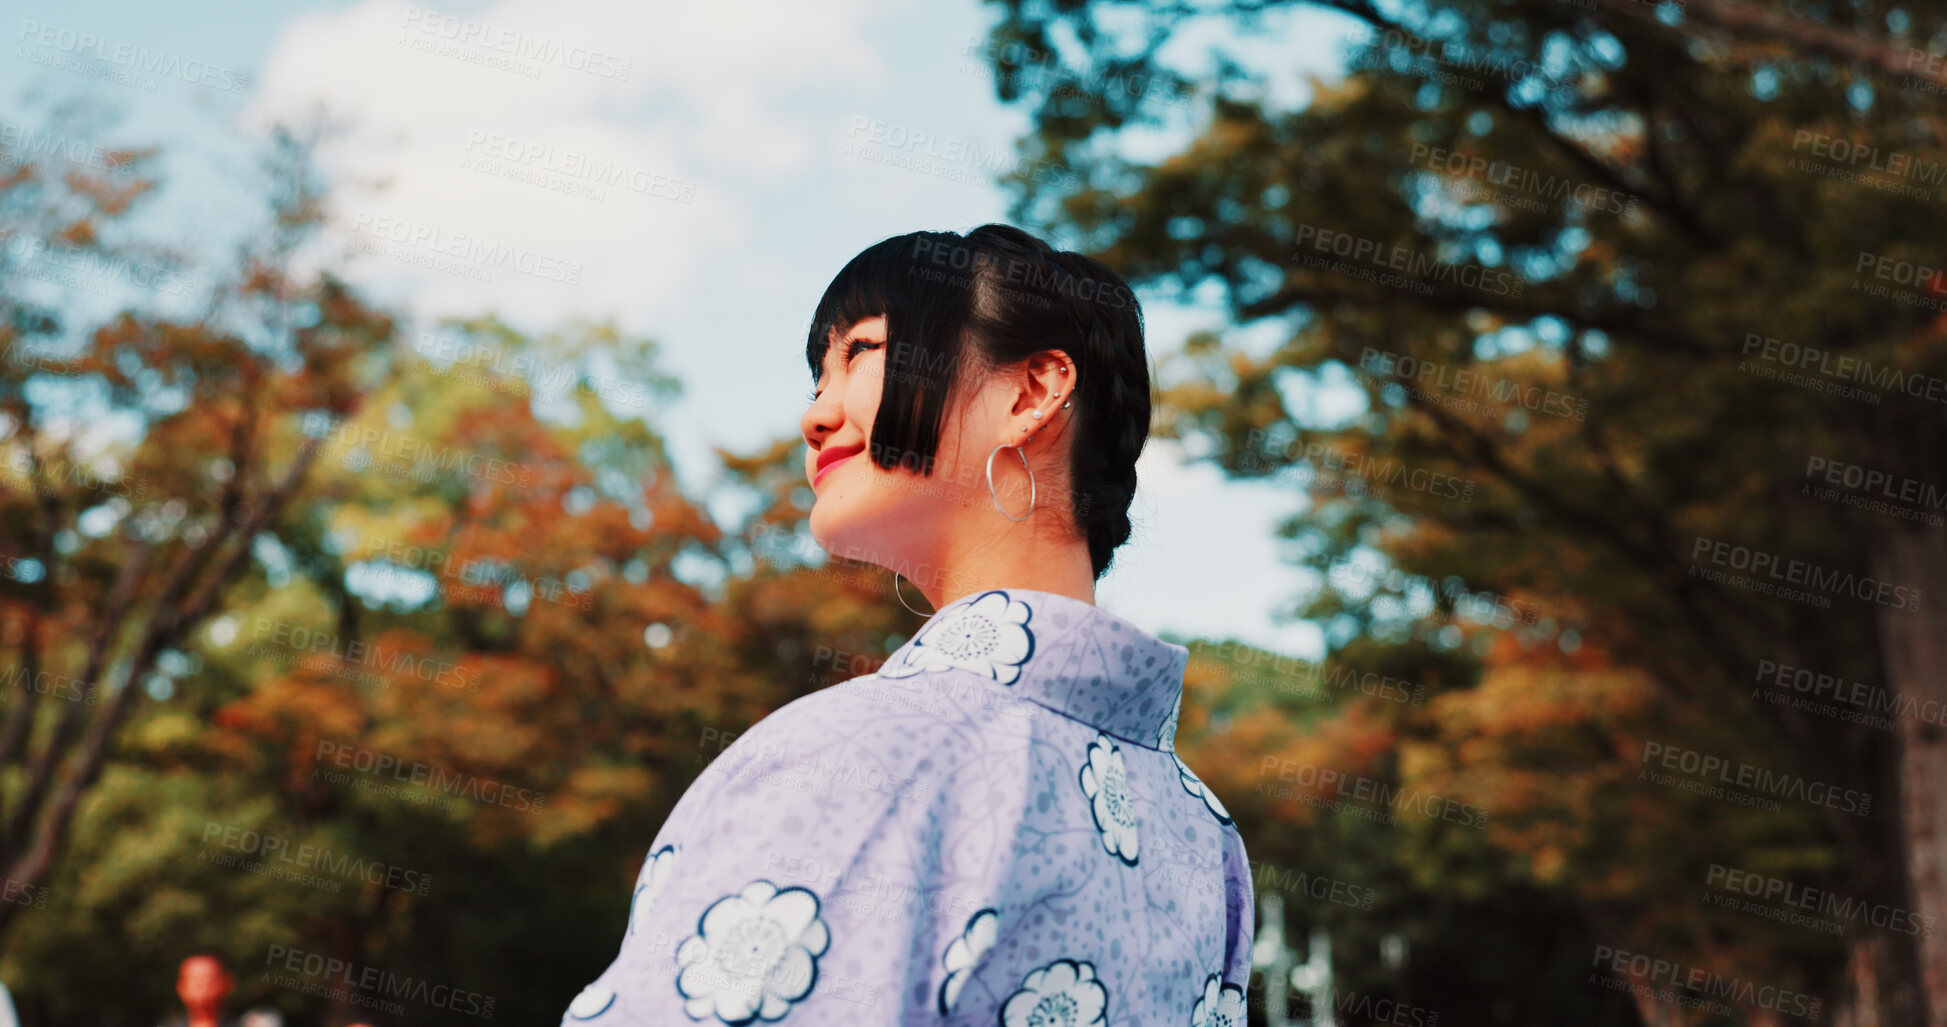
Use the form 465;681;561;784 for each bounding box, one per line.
561;587;1255;1025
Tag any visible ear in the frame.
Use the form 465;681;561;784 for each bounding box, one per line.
1000;349;1075;448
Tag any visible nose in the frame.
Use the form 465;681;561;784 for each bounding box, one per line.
801;387;842;448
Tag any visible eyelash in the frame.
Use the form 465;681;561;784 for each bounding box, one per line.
808;340;884;402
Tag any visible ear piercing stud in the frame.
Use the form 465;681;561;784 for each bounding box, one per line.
1023;370;1074;430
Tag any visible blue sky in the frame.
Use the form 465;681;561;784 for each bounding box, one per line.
4;0;1370;659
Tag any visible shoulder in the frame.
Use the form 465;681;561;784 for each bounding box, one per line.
690;671;990;809
1166;748;1242;831
727;667;1039;761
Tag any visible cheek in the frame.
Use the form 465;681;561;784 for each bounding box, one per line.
843;383;882;444
848;366;882;409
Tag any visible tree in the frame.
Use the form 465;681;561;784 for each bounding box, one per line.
0;106;909;1022
0;115;392;950
980;0;1947;1021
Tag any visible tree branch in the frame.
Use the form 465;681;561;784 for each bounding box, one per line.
1597;0;1947;92
1;438;322;898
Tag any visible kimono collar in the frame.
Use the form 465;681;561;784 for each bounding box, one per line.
876;587;1189;752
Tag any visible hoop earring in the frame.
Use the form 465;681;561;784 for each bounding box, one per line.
890;569;935;616
986;443;1035;522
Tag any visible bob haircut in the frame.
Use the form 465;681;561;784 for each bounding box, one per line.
805;224;1152;579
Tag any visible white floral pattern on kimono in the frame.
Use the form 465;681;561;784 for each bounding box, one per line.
1079;733;1140;865
1176;754;1234;826
1191;974;1247;1027
937;908;998;1014
675;881;830;1023
562;588;1254;1025
875;589;1035;684
630;844;679;936
1000;959;1107;1027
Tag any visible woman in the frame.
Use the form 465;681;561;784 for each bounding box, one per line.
563;225;1254;1025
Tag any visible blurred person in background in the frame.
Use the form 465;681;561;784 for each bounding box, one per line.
157;955;239;1027
157;955;278;1027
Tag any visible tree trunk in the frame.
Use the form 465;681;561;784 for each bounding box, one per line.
1870;522;1947;1027
1832;931;1892;1027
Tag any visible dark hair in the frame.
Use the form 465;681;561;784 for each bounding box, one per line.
805;224;1152;580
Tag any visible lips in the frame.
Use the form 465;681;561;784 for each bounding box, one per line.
813;443;864;486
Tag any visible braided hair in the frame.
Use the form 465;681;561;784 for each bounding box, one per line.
805;224;1153;579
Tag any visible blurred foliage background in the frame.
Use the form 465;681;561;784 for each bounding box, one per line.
3;0;1946;1024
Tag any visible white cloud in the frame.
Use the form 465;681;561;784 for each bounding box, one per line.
239;0;1324;654
245;0;886;329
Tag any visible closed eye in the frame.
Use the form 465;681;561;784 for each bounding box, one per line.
809;339;884;401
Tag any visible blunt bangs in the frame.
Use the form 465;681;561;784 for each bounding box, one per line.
803;232;980;477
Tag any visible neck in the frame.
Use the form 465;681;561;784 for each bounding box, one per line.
915;525;1096;611
187;1011;220;1027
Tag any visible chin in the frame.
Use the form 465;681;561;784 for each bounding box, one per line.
806;493;842;553
807;485;873;562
